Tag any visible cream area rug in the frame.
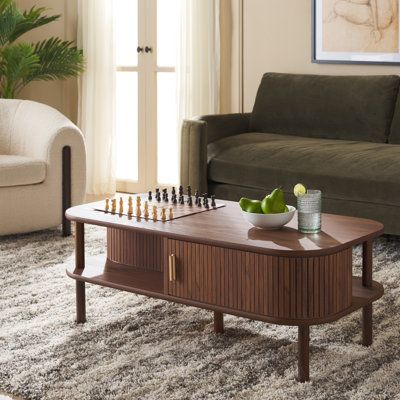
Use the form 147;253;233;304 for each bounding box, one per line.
0;226;399;400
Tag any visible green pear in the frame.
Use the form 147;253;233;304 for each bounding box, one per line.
239;197;263;213
261;188;287;214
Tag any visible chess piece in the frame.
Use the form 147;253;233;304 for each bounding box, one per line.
155;188;161;202
188;196;193;206
111;198;117;213
148;191;152;201
162;188;167;201
105;198;110;212
179;196;185;205
161;207;167;222
172;194;177;204
187;185;192;197
152;205;158;221
172;186;176;196
169;207;173;220
136;205;142;218
165;193;169;202
197;198;202;207
128;196;133;215
144;201;149;219
179;185;183;196
119;197;124;214
211;195;216;208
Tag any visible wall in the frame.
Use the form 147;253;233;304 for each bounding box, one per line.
242;0;400;111
14;0;78;122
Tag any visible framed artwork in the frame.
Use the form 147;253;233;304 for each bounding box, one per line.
312;0;400;65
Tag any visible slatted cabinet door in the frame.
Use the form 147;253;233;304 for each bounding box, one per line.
166;239;353;320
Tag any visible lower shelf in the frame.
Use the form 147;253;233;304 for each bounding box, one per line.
66;256;384;326
67;255;164;295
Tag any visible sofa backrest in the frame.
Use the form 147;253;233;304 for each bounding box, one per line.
250;73;400;143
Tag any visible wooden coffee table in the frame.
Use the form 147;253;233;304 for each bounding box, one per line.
66;197;384;382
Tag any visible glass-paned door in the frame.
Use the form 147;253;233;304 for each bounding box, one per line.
114;0;179;193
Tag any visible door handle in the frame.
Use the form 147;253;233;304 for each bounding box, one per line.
145;46;152;53
137;46;144;53
168;254;176;281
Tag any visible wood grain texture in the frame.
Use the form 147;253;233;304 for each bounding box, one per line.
66;197;384;257
107;228;163;272
67;256;383;326
167;239;353;320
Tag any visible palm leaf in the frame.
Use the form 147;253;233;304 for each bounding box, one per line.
9;7;60;43
24;37;85;84
0;42;40;97
0;0;20;46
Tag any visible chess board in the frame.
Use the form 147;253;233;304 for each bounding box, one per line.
93;193;225;222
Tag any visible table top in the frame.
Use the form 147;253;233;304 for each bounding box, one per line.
66;198;384;257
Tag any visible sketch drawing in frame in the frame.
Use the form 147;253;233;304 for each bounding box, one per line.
313;0;400;64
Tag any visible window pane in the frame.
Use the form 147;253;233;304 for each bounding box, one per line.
116;72;138;181
115;0;138;66
157;72;178;184
157;0;178;67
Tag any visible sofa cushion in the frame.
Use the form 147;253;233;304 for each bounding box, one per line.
0;155;46;187
207;132;400;207
250;73;400;143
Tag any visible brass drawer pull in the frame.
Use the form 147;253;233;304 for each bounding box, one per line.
169;254;176;281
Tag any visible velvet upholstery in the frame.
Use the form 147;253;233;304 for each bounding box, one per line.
208;133;400;207
251;73;400;143
180;73;400;235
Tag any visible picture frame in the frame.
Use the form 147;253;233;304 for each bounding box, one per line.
312;0;400;65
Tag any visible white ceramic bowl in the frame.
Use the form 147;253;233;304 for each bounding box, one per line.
241;205;296;230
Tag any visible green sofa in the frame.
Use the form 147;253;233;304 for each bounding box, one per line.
180;72;400;235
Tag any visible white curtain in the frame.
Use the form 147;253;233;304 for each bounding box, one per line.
177;0;221;122
78;0;116;195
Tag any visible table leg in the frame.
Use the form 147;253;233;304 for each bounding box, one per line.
362;240;373;346
214;311;224;334
298;325;310;382
75;222;86;323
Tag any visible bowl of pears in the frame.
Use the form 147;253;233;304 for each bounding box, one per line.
239;188;296;230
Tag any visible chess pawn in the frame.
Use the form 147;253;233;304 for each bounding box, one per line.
148;191;152;201
168;207;173;220
161;207;167;222
152;205;158;221
105;198;110;212
172;186;176;196
211;195;216;208
136;195;141;207
111;198;117;213
144;201;149;219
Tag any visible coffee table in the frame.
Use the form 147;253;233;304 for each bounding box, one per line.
66;197;384;382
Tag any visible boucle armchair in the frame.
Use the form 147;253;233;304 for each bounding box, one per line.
0;99;86;236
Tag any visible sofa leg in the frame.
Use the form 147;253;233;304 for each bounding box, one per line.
62;146;72;237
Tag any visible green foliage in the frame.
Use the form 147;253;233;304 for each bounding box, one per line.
0;0;85;98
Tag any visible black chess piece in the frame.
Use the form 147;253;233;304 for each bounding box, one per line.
188;196;193;206
172;195;177;204
162;188;167;201
155;188;160;195
187;185;192;197
172;186;176;196
211;195;216;208
179;185;183;196
179;196;185;205
198;198;202;207
156;193;161;202
148;191;152;201
165;193;169;202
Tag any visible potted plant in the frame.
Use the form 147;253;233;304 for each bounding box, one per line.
0;0;85;98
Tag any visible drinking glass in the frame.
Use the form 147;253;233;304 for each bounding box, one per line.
297;190;322;233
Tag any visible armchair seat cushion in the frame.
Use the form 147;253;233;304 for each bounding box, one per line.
207;132;400;207
0;155;46;187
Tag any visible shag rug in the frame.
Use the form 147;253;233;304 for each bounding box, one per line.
0;226;400;400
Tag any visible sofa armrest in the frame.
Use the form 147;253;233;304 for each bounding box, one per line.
180;113;251;193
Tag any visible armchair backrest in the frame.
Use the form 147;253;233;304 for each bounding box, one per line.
0;99;23;154
250;72;400;143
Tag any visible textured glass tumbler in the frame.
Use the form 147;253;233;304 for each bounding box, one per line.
297;190;322;233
